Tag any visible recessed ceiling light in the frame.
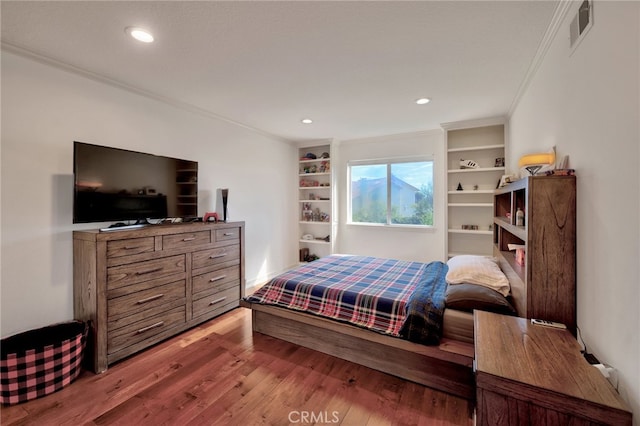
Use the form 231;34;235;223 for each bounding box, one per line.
301;118;313;124
125;27;154;43
415;98;431;105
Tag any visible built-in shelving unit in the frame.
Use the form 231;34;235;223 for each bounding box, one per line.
442;118;506;258
297;142;334;262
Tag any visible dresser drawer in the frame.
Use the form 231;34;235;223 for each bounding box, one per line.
215;228;240;242
192;245;240;270
107;237;155;258
107;255;185;290
163;231;210;249
192;266;240;296
192;285;239;319
107;306;186;355
107;279;186;320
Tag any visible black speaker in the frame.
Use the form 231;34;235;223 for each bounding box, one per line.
221;188;228;222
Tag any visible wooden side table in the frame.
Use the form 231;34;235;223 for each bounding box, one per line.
474;311;632;425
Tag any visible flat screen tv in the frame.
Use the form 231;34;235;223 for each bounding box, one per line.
73;142;198;224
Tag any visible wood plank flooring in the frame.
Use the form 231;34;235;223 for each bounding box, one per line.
1;308;473;425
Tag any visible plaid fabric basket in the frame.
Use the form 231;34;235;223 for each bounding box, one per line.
1;320;88;405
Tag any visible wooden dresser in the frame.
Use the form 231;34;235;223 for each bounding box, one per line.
474;311;632;425
73;221;245;373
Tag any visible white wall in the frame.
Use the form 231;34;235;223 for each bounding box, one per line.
335;130;446;262
0;51;297;337
509;1;639;420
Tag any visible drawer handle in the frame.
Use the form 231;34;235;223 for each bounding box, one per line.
209;297;227;306
209;253;227;259
223;233;234;236
136;321;164;334
182;237;196;242
136;293;165;304
136;267;162;275
209;275;227;282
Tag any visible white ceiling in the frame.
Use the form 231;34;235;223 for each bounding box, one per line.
1;1;558;142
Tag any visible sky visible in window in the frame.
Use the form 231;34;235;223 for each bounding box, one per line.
351;162;432;188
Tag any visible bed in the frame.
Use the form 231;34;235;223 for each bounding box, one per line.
240;254;520;400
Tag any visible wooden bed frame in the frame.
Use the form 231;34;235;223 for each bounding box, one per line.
240;252;525;401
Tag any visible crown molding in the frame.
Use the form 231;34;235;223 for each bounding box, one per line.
507;0;573;117
1;42;293;145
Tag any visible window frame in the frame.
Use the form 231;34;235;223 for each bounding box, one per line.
347;156;435;228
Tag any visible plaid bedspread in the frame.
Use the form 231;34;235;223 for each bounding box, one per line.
244;255;448;343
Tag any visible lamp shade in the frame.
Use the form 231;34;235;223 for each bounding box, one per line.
518;150;556;175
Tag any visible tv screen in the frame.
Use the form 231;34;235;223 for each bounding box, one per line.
73;142;198;224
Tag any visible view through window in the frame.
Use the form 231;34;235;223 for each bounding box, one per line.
349;159;433;226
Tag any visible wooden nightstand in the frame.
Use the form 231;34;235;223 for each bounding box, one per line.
474;311;632;425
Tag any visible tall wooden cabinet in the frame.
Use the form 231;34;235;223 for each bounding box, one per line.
297;142;335;262
493;176;576;335
74;222;245;373
443;119;506;258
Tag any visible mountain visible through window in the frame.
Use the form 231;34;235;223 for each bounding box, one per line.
349;160;433;226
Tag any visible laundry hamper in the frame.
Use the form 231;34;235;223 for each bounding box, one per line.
1;320;88;405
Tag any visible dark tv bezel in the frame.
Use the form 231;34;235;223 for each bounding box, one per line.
72;141;198;224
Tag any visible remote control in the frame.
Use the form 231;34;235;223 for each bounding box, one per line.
531;318;567;329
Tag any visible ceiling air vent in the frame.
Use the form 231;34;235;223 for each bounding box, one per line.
570;0;593;51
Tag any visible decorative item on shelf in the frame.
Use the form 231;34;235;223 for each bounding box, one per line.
304;152;317;160
459;159;479;169
319;161;329;172
320;152;329;159
461;224;479;230
546;169;575;176
519;147;556;176
299;248;310;262
300;179;320;187
302;234;314;240
498;174;517;188
302;205;313;221
456;182;463;191
516;207;525;227
508;243;526;266
495;157;505;167
473;184;479;190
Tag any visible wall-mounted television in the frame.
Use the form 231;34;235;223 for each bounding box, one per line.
73;142;198;224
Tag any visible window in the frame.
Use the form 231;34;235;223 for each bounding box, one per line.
349;158;434;226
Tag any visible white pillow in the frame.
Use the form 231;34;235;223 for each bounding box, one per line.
446;255;510;297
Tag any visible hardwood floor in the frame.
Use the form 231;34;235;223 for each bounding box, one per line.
1;308;473;425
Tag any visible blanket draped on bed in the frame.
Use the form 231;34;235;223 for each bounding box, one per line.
244;255;448;345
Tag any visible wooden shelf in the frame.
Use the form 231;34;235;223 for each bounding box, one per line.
299;172;330;177
448;167;505;173
492;175;576;335
448;190;494;194
299;158;330;164
493;216;526;240
448;229;492;235
298;239;330;245
447;144;505;153
448;203;493;207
